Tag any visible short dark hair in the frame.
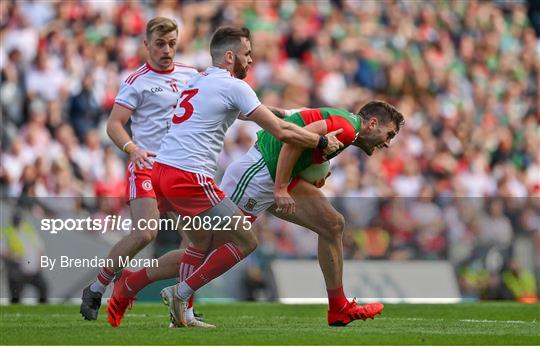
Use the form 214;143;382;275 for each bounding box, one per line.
358;100;405;132
210;26;251;63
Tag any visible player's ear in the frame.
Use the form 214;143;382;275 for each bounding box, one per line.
369;117;378;130
225;50;234;64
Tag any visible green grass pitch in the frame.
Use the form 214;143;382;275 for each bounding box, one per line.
1;302;539;345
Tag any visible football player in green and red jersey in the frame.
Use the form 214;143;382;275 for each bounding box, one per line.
220;100;404;326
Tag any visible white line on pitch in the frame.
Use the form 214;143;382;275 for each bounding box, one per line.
379;317;534;324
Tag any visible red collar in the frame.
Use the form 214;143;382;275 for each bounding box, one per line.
145;62;174;74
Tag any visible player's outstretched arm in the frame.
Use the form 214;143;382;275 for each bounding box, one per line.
273;120;328;215
239;106;305;120
265;105;288;119
106;103;155;169
265;105;306;119
248;105;344;154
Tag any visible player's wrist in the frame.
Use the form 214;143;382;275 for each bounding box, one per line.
123;141;137;154
316;135;328;150
122;140;133;152
274;185;288;194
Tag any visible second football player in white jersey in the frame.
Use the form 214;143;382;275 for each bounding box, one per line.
79;17;212;328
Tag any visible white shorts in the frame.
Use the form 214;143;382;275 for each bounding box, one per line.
220;146;275;216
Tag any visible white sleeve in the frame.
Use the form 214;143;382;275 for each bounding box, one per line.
226;80;261;117
114;82;140;111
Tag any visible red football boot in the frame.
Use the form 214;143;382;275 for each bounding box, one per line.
327;299;384;326
106;269;136;327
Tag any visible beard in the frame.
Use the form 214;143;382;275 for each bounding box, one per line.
358;135;379;156
233;55;248;79
359;142;375;156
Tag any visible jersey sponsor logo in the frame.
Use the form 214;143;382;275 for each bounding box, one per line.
142;180;153;191
150;87;164;94
244;198;258;211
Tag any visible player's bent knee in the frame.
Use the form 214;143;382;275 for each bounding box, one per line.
132;228;158;246
200;198;258;254
232;231;258;255
186;230;213;250
326;213;345;238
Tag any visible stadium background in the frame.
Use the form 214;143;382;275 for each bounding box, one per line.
0;0;538;304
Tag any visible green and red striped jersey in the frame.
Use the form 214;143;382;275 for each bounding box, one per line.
256;107;361;181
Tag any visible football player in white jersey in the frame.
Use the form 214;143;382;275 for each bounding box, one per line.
150;26;343;328
79;17;211;328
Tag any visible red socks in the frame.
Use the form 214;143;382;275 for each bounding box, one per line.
123;268;151;296
327;286;348;312
179;246;206;308
185;242;244;291
96;267;115;286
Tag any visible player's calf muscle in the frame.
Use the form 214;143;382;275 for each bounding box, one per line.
231;229;258;254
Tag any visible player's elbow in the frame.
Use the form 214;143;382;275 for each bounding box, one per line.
105;121;115;140
274;130;289;143
274;122;294;142
105;121;112;137
106;118;121;139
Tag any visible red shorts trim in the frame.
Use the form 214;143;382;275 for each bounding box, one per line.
125;162;156;202
287;177;301;192
152;162;225;216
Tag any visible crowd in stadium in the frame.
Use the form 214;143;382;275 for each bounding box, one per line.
1;0;539;300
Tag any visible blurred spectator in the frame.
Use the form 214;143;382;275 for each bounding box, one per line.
477;198;514;250
409;185;446;259
241;220;279;301
0;212;48;303
241;249;278;301
501;259;538;303
69;74;102;140
354;221;391;260
25;51;68;103
0;48;25;127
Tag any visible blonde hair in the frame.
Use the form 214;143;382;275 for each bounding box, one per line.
146;17;178;40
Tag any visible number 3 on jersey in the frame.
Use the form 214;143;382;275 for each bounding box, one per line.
172;89;199;124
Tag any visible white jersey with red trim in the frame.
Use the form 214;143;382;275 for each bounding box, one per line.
114;62;198;153
156;66;261;177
